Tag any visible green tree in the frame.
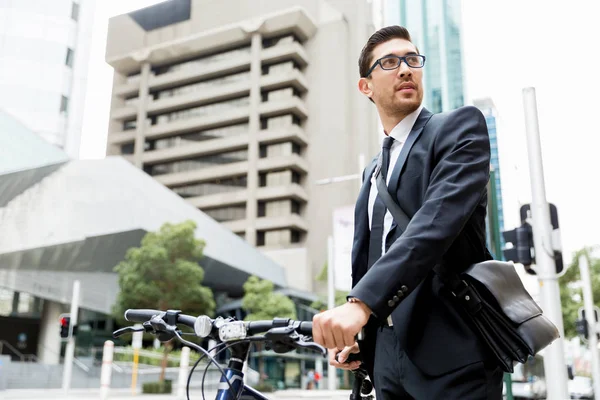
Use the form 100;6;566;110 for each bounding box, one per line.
112;220;215;382
242;276;296;383
560;246;600;338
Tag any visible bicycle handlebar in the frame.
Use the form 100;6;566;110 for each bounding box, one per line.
123;308;313;340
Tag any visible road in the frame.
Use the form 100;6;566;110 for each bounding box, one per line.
1;388;356;400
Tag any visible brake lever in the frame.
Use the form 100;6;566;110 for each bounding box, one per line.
112;326;145;338
294;336;327;357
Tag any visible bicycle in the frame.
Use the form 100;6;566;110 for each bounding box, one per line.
113;308;374;400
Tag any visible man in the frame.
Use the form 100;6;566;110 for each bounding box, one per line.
312;26;503;399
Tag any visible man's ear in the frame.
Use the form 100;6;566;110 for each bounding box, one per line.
358;77;373;100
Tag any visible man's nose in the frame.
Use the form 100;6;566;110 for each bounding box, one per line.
396;61;413;78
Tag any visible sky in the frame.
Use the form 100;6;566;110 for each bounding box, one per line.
79;0;600;263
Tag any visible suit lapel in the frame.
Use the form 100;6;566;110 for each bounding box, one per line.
387;108;433;194
351;158;378;277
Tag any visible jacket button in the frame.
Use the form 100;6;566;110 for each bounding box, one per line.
387;300;395;307
393;296;399;302
397;290;404;297
401;285;408;293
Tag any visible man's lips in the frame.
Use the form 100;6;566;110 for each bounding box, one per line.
397;83;416;91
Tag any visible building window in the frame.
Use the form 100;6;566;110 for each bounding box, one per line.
120;143;134;154
292;171;301;184
259;173;267;187
259;145;267;158
291;200;301;215
291;230;301;243
257;201;266;217
65;48;74;67
71;2;80;21
60;95;69;113
257;231;265;246
123;120;137;131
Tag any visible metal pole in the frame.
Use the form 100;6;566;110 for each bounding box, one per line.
177;346;191;399
579;254;600;396
522;87;568;399
61;280;80;391
327;235;337;391
100;340;114;400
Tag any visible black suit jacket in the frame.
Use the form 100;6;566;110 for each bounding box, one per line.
349;106;493;378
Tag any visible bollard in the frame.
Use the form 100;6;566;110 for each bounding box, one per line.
100;340;114;400
177;346;191;399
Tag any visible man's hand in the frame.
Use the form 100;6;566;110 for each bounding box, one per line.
329;343;361;371
312;301;371;350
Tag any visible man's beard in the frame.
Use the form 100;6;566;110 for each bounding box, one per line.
381;94;421;119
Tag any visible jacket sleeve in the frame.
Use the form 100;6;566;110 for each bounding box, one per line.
348;106;491;321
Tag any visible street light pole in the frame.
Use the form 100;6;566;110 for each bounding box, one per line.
522;87;569;399
315;153;365;391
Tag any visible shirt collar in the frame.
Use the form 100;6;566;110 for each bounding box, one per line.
385;105;424;143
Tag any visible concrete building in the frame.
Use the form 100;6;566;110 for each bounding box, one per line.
383;0;466;113
0;0;96;158
104;0;379;292
0;109;295;366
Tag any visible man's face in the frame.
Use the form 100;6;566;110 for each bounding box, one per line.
359;38;424;116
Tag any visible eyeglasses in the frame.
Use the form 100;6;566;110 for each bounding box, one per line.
364;54;426;77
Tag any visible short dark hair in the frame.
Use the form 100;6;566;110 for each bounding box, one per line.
358;26;414;78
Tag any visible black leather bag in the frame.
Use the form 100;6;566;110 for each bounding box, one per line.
374;168;560;373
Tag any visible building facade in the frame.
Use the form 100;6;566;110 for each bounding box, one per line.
0;0;95;158
474;98;506;259
105;0;379;292
383;0;465;113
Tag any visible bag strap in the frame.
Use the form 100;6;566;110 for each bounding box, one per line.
373;168;469;296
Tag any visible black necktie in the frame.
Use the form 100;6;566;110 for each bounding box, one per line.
368;136;395;269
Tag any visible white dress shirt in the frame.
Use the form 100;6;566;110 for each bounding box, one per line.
368;105;423;256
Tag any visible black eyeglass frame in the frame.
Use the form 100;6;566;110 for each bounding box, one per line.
364;54;426;77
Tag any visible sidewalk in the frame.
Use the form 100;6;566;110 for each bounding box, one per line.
1;388;355;400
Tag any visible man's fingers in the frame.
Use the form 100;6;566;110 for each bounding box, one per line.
332;326;345;351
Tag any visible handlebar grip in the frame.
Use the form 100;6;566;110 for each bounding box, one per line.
124;309;162;323
297;321;312;336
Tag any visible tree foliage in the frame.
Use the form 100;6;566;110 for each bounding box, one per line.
112;220;215;320
559;246;600;338
241;276;296;321
111;220;215;382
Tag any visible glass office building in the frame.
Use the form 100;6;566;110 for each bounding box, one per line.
384;0;465;113
474;98;506;259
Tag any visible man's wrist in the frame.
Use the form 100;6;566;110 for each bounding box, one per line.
347;296;372;315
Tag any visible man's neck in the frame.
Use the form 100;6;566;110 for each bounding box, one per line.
381;113;409;135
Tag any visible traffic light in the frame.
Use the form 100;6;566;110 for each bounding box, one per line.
502;222;534;267
575;318;589;339
59;313;71;338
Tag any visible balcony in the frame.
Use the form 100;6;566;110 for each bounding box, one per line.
262;42;309;69
149;56;252;92
258;125;307;146
257;154;308;174
146;107;250;139
256;184;308;203
146;81;251;116
187;190;249;209
142;135;249;165
260;69;308;94
259;96;307;120
154;161;249;187
107;131;136;145
256;214;308;232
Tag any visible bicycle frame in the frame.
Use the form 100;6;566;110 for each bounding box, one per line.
214;341;269;400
